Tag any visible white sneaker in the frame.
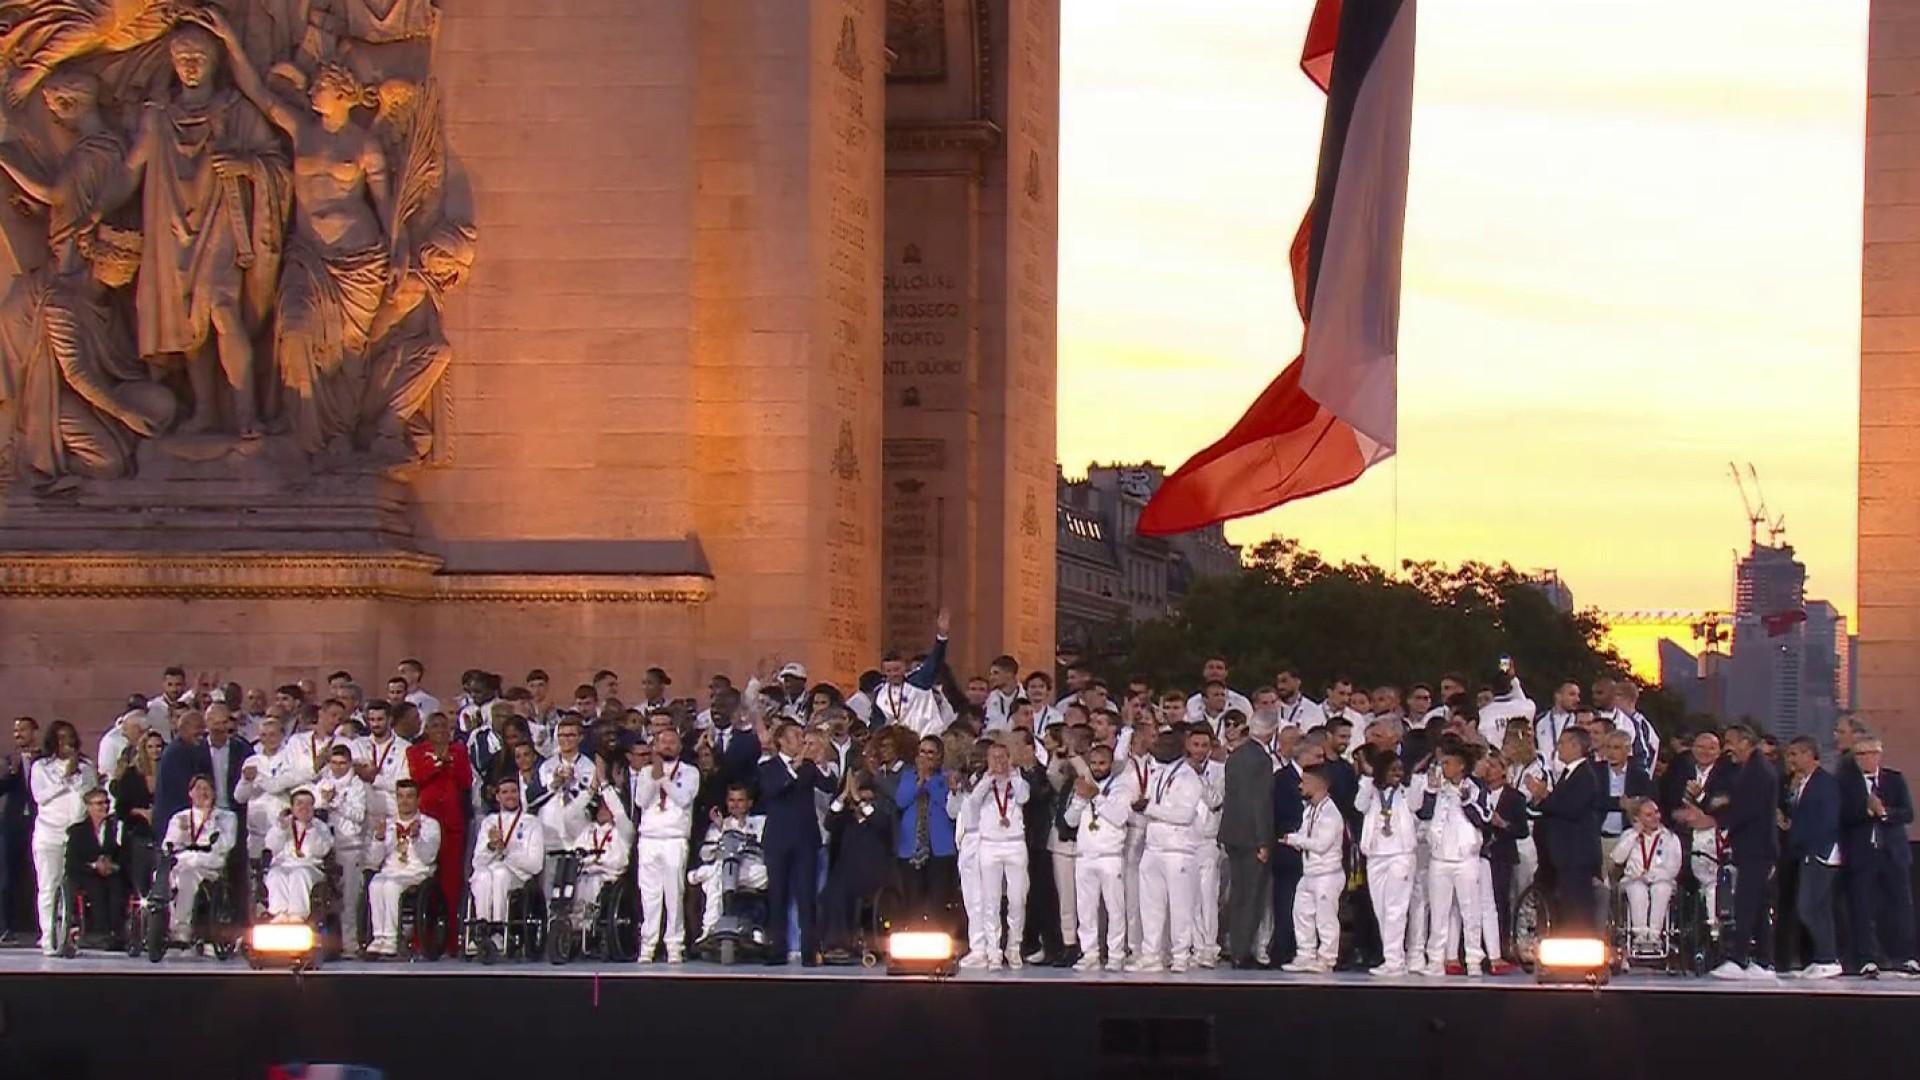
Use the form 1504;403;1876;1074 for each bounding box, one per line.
958;951;988;970
1196;954;1218;969
1279;960;1317;973
1801;962;1842;980
1105;958;1126;972
635;951;653;965
1007;953;1023;970
1073;954;1101;972
665;952;685;965
1745;963;1777;981
1169;958;1189;973
1370;964;1407;977
985;954;1004;971
1127;958;1164;974
1711;961;1746;980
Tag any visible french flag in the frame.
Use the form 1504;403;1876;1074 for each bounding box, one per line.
269;1067;386;1080
1140;0;1416;535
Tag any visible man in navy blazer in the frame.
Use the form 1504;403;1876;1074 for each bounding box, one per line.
1839;735;1918;976
1783;736;1843;978
1267;737;1306;967
1525;727;1601;932
153;710;212;836
1708;725;1779;978
757;721;837;965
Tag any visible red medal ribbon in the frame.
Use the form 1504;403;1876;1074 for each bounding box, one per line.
1133;755;1151;793
503;807;524;847
1638;832;1658;872
372;737;396;776
188;809;210;847
659;762;679;811
992;778;1013;827
292;820;307;858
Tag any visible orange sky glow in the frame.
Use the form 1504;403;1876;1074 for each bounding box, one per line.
1057;0;1868;676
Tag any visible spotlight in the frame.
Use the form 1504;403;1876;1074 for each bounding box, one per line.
887;924;957;977
249;923;320;971
1535;936;1610;985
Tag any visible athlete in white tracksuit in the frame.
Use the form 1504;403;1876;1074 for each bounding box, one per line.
568;789;633;913
1189;753;1227;968
311;751;369;944
1421;759;1488;975
28;743;96;954
1611;802;1682;945
233;724;302;862
1135;749;1203;973
468;778;545;948
966;745;1031;969
633;732;699;962
1065;747;1132;971
689;789;766;938
161;778;237;942
1281;773;1345;972
262;791;333;921
1118;741;1157;957
950;767;989;968
364;783;442;956
1360;770;1420;974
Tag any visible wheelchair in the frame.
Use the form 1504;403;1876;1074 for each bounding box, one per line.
356;871;450;961
244;854;345;969
544;850;641;964
460;871;547;965
1512;882;1548;968
1607;875;1687;975
1679;854;1739;976
696;830;773;966
51;874;135;958
137;843;241;963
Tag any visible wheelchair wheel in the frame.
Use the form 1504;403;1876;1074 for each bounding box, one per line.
719;937;737;966
412;885;449;960
125;904;147;958
601;878;640;962
1512;884;1546;967
144;900;168;964
53;884;78;959
547;913;574;965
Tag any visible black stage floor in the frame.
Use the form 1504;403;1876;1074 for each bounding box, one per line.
1;952;1916;1080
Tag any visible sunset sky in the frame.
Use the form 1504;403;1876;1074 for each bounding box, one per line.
1056;0;1868;674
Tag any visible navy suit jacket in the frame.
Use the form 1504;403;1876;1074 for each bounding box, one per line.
154;739;210;834
1785;767;1842;864
1483;786;1530;864
1537;759;1601;872
1713;754;1781;865
0;753;31;838
716;728;762;792
206;736;251;813
758;757;835;852
1272;761;1305;841
1840;763;1914;869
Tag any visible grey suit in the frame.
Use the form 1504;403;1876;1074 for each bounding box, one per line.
1220;741;1275;964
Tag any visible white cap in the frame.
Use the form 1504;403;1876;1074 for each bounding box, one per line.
778;662;808;681
208;688;228;704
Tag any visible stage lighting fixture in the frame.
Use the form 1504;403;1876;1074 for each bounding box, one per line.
1535;936;1610;985
249;923;320;971
886;928;956;977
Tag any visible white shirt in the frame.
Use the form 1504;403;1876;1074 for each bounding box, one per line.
967;772;1030;844
312;769;369;847
635;760;699;840
371;814;442;875
571;817;634;876
1276;695;1326;732
234;744;301;847
984;686;1023;731
1191;758;1226;843
30;756;98;833
164;805;236;867
406;689;442;719
1477;689;1535;748
352;733;412;822
1066;773;1131;858
1142;760;1201;852
1610;826;1681;882
537;752;596;849
1185;689;1254;725
472;804;545;878
1286;797;1344;875
206;736;238;809
265;816;333;873
1534;710;1578;763
1360;784;1418;859
874;677;951;737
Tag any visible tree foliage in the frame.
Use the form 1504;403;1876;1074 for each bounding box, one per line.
1105;538;1693;738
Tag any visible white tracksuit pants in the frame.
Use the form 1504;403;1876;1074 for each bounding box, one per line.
1515;837;1538;902
333;846;365;946
690;860;768;937
1689;850;1720;927
169;854;224;940
1624;879;1674;939
32;827;66;950
1123;826;1147;954
1191;845;1223;963
367;866;432;948
1139;847;1194;965
1475;858;1501;957
1292;870;1342;967
1075;853;1126;962
1427;858;1485;969
637;836;689;959
470;863;532;923
1052;850;1078;947
264;865;324;920
1407;844;1430;968
958;834;986;956
1368;854;1415;970
977;839;1029;960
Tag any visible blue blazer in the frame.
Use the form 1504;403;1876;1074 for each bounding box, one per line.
1714;754;1781;865
716;728;762;791
1537;759;1601;872
758;757;835;851
894;770;956;859
154;739;211;833
1840;763;1914;869
1786;767;1841;864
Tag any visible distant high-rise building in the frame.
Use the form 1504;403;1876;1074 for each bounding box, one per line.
1846;633;1858;713
1803;600;1844;747
1528;570;1574;613
1721;540;1843;747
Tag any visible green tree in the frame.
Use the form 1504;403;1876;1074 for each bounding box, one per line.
1108;537;1691;741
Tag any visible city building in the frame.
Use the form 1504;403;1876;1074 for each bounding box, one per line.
1527;570;1575;613
1055;463;1242;656
1719;540;1845;746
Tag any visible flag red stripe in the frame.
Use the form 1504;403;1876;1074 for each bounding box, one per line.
1301;0;1342;91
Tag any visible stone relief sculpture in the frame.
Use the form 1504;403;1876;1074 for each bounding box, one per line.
0;0;471;491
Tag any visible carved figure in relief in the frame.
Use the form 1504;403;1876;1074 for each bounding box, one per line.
191;5;392;456
0;0;174;106
0;223;173;489
125;20;289;437
0;69;125;271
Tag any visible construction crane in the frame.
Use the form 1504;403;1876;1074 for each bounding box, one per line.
1728;462;1787;549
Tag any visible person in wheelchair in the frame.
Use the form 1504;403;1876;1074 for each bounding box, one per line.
566;786;633;913
261;789;333;923
313;746;368;944
63;789;130;950
690;784;767;943
162;775;237;944
1609;798;1679;956
468;775;544;960
365;780;442;958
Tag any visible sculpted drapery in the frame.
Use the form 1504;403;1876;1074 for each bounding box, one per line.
0;0;472;487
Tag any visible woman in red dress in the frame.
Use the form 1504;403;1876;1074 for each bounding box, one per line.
406;710;471;954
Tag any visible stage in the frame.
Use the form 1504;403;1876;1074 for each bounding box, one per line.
1;953;1917;1080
